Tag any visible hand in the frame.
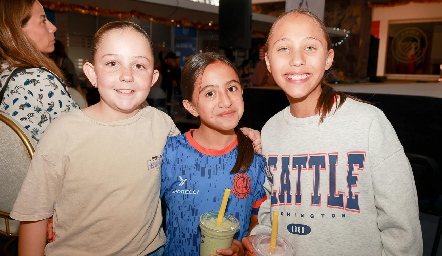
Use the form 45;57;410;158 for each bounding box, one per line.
47;216;55;242
213;239;245;256
240;127;262;154
242;235;256;256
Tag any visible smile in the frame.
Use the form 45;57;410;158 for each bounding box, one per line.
286;74;310;80
116;89;134;94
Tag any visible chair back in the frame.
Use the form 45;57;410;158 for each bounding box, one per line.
0;111;35;237
406;153;441;212
406;153;442;256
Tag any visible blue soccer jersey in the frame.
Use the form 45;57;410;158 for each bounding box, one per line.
160;131;266;255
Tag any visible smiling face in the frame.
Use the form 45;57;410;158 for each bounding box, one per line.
265;12;334;110
22;1;57;53
83;27;158;120
183;61;244;133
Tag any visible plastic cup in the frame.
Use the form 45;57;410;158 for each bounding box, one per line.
199;211;240;256
252;233;293;256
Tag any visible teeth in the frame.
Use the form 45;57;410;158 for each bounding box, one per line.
286;74;309;80
118;89;133;94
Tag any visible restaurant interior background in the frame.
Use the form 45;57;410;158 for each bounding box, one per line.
2;0;442;255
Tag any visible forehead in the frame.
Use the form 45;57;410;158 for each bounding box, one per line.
200;62;237;80
268;13;326;45
30;1;45;17
196;61;238;87
96;28;152;55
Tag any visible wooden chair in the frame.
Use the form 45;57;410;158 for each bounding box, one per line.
0;111;35;255
406;153;442;256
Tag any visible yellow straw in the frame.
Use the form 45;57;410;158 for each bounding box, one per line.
216;188;231;226
269;211;279;253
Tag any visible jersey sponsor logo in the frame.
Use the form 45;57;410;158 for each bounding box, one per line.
232;173;251;199
172;175;199;194
172;189;200;194
287;223;311;235
178;176;187;186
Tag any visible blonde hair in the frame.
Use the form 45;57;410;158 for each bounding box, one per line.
0;0;65;79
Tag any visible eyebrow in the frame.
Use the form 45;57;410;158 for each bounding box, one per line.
273;36;323;46
198;79;240;94
100;54;150;60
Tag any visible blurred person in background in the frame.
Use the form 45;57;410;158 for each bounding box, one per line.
0;0;79;143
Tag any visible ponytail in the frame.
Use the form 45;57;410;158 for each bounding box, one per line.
230;127;255;174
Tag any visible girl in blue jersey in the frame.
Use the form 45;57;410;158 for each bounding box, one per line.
160;52;266;256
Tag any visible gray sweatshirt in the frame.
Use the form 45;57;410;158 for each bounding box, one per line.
251;98;423;256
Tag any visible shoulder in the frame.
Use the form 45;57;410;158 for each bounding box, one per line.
3;67;62;85
338;97;388;121
165;133;186;147
46;109;83;127
262;106;288;132
140;107;180;134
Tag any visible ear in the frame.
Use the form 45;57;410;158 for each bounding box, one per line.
182;100;199;118
265;53;271;73
151;69;159;88
325;49;334;71
83;62;97;88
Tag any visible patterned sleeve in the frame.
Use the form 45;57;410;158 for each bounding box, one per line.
251;155;267;214
160;137;174;198
1;67;79;143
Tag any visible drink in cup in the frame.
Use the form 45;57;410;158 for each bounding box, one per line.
199;211;240;256
252;233;293;256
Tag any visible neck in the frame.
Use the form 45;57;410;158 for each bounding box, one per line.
192;126;236;150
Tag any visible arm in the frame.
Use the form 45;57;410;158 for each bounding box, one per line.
18;219;49;256
241;215;259;256
370;113;423;255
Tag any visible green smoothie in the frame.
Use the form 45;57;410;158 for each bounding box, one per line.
199;211;239;256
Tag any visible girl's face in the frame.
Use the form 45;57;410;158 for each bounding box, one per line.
265;13;334;105
183;61;244;132
83;28;158;120
22;1;57;53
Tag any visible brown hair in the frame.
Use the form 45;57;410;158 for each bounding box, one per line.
90;21;153;64
181;52;254;174
0;0;65;79
266;8;349;123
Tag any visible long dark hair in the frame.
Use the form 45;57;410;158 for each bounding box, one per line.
181;52;254;174
266;8;349;123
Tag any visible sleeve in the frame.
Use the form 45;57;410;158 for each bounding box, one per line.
369;111;423;256
10;120;67;221
251;155;267;215
160;137;176;198
250;175;272;236
2;68;79;142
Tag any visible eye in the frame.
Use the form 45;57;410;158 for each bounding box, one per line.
134;63;146;70
228;85;238;92
106;61;117;67
205;91;215;97
305;45;317;51
277;46;289;53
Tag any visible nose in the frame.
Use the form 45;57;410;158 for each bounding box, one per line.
120;66;134;82
289;50;305;67
218;91;232;108
47;20;57;33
